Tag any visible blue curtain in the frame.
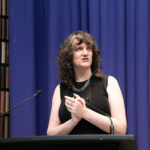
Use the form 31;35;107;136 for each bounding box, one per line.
9;0;150;150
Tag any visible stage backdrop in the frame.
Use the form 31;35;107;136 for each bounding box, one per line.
9;0;150;150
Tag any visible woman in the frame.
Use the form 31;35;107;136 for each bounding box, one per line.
47;31;127;135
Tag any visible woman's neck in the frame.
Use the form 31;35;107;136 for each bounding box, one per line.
74;69;92;82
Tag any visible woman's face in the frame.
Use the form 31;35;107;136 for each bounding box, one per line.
72;39;93;70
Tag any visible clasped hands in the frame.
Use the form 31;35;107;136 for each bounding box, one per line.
65;93;87;123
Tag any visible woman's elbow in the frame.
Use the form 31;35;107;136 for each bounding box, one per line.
122;122;127;134
47;128;55;136
47;129;51;136
115;122;127;135
119;127;127;135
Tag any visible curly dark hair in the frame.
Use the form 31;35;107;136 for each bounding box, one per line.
57;31;103;87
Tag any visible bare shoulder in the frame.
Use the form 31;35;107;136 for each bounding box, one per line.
55;84;60;92
108;75;118;85
52;84;61;103
107;76;121;93
107;75;124;104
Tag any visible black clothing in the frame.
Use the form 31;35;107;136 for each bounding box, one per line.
59;75;111;134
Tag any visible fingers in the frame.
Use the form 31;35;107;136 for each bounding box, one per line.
64;95;87;119
77;98;86;105
65;95;78;111
65;96;75;103
65;99;72;106
65;95;86;109
65;102;72;112
73;93;80;98
73;93;86;105
64;96;74;111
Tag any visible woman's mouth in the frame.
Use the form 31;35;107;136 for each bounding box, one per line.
81;58;89;61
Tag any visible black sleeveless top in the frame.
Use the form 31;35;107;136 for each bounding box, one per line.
59;75;111;134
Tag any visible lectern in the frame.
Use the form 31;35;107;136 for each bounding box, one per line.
0;134;138;150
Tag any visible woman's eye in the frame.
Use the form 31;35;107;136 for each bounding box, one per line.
76;47;82;51
87;46;92;50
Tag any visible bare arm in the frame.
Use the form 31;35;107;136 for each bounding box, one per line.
65;76;127;134
107;76;127;134
47;84;80;135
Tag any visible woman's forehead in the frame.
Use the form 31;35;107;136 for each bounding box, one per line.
72;39;91;47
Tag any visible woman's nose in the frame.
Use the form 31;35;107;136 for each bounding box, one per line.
82;48;88;55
